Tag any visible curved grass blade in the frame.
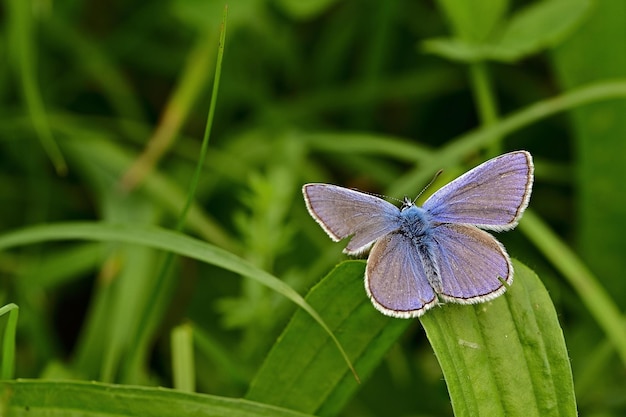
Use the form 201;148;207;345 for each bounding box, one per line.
0;222;356;380
387;80;626;197
519;210;626;368
6;0;67;174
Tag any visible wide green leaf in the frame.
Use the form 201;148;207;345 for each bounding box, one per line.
0;380;314;417
434;0;509;42
246;261;409;416
493;0;592;61
247;259;575;416
421;260;576;417
424;0;591;63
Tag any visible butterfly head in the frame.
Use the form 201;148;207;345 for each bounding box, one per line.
401;196;414;211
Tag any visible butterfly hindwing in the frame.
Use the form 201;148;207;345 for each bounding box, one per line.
303;183;402;254
423;151;533;231
430;223;512;303
365;233;438;318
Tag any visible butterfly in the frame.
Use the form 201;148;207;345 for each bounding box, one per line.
302;151;534;318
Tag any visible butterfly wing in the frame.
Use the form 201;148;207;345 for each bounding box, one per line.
422;151;533;231
303;184;402;254
365;233;438;318
430;223;512;303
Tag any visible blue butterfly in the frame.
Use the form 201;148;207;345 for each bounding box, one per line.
303;151;534;318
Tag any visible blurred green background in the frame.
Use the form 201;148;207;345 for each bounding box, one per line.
1;0;626;415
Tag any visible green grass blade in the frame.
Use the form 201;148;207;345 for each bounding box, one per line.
119;12;223;191
0;380;315;417
387;80;626;197
124;8;228;381
176;4;227;231
0;303;19;380
0;222;355;380
246;261;409;416
421;260;576;417
6;0;67;174
520;210;626;366
303;132;434;163
552;0;626;303
171;324;195;393
59;134;241;254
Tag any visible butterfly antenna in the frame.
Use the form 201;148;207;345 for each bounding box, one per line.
354;188;403;205
413;169;443;203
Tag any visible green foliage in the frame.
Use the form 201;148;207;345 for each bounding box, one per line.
0;380;316;417
422;261;576;417
0;304;19;379
552;0;626;297
246;261;410;416
1;0;625;415
425;0;592;63
248;260;575;417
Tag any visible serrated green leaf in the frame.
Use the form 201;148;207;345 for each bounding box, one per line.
0;380;315;417
421;260;576;417
246;261;410;416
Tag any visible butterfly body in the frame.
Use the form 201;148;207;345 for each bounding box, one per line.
398;203;433;241
395;203;443;290
303;151;533;318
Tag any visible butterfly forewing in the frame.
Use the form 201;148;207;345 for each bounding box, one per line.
365;233;438;318
431;223;512;302
303;184;402;254
423;151;533;231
